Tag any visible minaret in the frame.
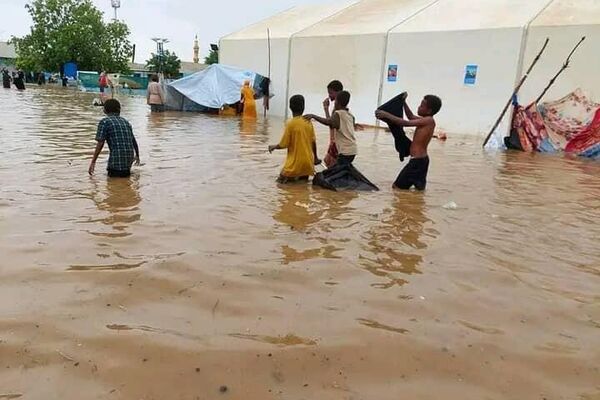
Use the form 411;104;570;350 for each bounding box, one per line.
193;35;200;64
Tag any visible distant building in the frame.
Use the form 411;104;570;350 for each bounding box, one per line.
181;61;207;76
0;42;17;70
193;36;200;64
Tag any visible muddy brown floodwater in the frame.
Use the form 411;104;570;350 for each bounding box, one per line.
1;86;599;400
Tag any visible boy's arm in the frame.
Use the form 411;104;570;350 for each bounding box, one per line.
306;112;340;129
312;141;321;165
376;110;432;128
403;102;418;120
132;136;140;164
89;140;105;175
269;124;291;153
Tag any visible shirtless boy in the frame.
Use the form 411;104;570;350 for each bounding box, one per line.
375;93;442;190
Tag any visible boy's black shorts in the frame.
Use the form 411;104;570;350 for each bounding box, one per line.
394;156;429;191
108;169;131;178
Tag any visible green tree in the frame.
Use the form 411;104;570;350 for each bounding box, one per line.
11;0;132;73
204;48;218;65
146;50;181;79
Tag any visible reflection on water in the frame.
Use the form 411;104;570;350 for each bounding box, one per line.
1;86;600;399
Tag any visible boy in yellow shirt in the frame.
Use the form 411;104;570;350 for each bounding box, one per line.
269;95;320;183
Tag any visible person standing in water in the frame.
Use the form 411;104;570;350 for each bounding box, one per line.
89;99;140;178
147;75;165;112
268;95;320;184
14;69;26;90
2;69;11;89
375;93;442;191
323;80;344;167
240;80;257;119
99;71;108;100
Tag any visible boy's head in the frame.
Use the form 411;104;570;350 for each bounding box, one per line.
334;90;351;110
289;94;305;116
418;95;442;117
327;80;343;101
151;74;159;82
103;99;121;115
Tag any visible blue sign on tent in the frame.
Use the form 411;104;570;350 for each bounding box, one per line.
464;65;478;85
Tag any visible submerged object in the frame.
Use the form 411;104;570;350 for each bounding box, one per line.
313;164;379;192
378;93;411;162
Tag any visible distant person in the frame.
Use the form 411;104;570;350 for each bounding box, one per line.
146;74;164;112
240;80;257;119
2;69;11;89
305;90;357;167
61;75;68;87
89;99;141;178
14;70;25;90
375;93;442;191
268;95;320;184
99;71;108;98
322;80;344;167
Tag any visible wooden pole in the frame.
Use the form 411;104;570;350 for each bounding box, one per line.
482;38;550;148
533;36;586;105
264;28;271;118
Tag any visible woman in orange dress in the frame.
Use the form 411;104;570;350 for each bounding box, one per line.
240;80;257;119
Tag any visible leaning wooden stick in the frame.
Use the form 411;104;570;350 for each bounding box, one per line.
533;36;586;105
482;38;550;148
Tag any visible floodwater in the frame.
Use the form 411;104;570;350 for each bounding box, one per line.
1;86;599;400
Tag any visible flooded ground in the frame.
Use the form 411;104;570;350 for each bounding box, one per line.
1;86;599;400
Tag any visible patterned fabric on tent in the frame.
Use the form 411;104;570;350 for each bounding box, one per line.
506;89;600;159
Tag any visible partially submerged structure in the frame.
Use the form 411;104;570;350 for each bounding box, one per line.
221;0;600;137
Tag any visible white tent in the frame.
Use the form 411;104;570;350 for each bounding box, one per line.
519;0;600;105
288;0;437;123
219;1;357;118
382;0;553;135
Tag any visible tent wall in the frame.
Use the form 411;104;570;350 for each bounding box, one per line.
288;0;437;123
520;0;600;105
220;2;358;118
383;28;527;135
382;0;553;135
220;38;289;116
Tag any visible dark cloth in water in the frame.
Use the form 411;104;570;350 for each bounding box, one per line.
313;164;379;192
2;78;10;89
504;128;524;151
378;94;412;162
336;154;355;166
394;156;429;191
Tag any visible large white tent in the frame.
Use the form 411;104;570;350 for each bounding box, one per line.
381;0;553;135
288;0;437;123
519;0;600;105
219;2;357;117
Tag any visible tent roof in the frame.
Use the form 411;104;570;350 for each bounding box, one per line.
392;0;552;33
532;0;600;27
0;42;16;59
221;1;357;41
296;0;437;37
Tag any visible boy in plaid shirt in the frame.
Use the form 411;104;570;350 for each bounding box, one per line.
89;99;140;177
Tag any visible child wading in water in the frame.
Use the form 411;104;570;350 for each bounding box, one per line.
323;80;344;167
89;99;140;177
269;95;320;183
376;93;442;190
305;90;357;166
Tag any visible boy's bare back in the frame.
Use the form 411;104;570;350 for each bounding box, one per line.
411;117;436;159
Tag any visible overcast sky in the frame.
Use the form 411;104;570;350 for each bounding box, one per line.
0;0;322;63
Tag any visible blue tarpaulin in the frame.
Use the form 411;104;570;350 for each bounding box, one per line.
165;64;270;111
